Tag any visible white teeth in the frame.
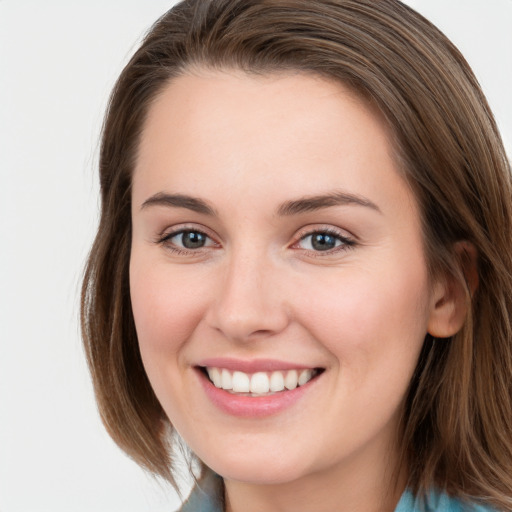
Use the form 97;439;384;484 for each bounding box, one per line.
207;367;222;388
284;369;298;390
206;367;318;395
269;371;285;392
221;369;232;390
298;369;313;386
232;371;250;392
250;372;270;394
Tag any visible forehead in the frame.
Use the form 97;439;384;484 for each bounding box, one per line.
133;69;415;217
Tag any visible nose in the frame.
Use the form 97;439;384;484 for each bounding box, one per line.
206;248;290;342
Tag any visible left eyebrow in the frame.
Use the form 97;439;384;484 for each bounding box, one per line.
140;192;217;216
276;190;382;216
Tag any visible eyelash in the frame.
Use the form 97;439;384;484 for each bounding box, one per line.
156;226;356;256
156;227;217;256
293;227;356;256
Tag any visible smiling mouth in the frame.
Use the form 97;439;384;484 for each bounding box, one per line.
200;366;324;396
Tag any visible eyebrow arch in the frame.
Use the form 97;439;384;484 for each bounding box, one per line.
276;191;381;216
140;192;217;216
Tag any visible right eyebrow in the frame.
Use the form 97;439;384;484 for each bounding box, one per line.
276;190;381;216
140;192;217;216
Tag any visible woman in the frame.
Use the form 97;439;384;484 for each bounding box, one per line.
81;1;512;510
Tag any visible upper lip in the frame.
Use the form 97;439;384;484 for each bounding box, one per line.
197;358;321;373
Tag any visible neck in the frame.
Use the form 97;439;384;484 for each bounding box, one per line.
223;443;406;512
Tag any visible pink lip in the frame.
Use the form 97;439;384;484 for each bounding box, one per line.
198;357;317;373
196;366;322;418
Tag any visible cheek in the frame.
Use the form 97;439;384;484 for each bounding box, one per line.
294;259;431;375
129;254;208;363
129;254;215;428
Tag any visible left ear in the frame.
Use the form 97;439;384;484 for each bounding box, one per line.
427;241;478;338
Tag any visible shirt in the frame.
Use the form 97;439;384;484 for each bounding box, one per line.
179;471;497;512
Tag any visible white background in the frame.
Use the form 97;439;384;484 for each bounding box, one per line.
0;2;510;511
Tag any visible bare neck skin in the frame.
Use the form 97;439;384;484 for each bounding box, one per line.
223;423;405;512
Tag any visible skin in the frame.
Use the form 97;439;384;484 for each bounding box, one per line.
130;69;464;512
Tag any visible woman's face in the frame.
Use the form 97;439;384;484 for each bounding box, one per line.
130;70;440;486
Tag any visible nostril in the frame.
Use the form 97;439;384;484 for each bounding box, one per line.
204;270;289;341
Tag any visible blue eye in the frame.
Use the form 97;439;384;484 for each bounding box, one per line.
162;230;214;250
178;231;207;249
298;231;354;252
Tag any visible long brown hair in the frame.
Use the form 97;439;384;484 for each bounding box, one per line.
81;0;512;508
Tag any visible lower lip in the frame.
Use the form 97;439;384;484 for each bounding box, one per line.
197;369;321;418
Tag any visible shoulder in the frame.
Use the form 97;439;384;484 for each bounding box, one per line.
395;489;498;512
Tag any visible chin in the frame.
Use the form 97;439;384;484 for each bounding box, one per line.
200;446;312;485
212;463;306;486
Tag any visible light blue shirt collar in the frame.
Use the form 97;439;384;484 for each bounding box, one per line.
180;472;496;512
